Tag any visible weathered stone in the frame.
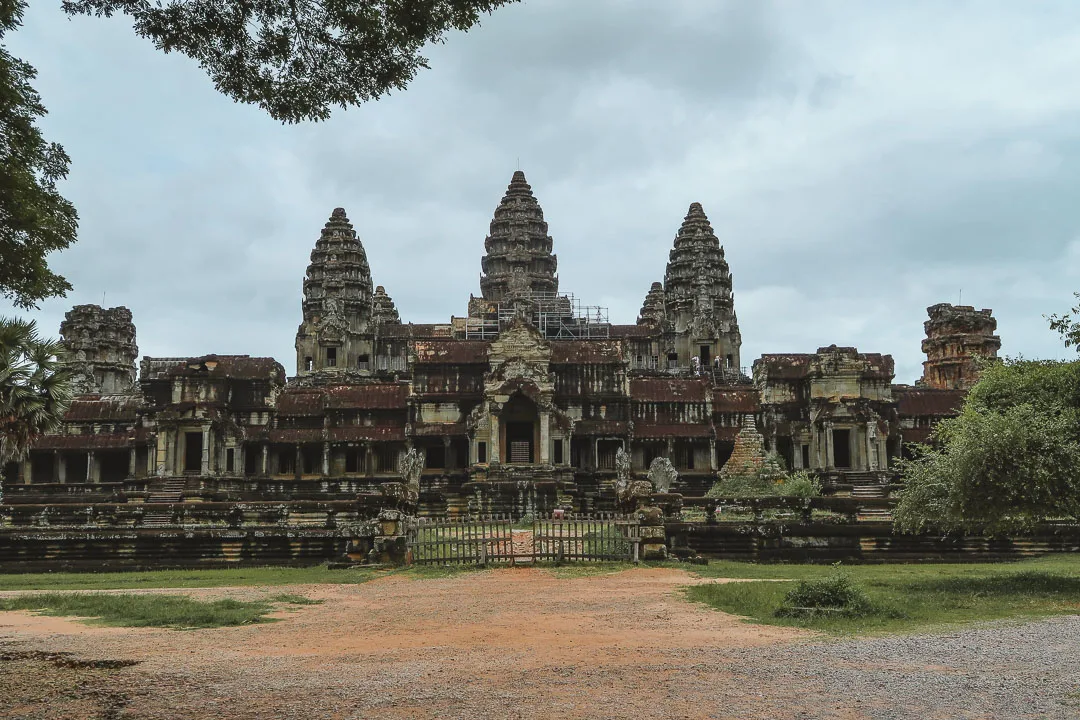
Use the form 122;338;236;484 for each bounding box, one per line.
647;457;678;493
918;303;1000;390
59;305;138;395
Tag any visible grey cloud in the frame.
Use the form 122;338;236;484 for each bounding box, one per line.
4;1;1079;381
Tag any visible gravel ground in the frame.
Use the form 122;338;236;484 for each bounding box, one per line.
0;567;1076;719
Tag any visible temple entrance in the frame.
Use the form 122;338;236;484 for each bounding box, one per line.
502;394;538;464
184;431;203;473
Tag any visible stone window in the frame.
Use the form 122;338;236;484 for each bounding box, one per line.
304;356;313;371
553;439;564;465
477;442;487;464
326;347;337;367
226;448;235;473
357;354;369;370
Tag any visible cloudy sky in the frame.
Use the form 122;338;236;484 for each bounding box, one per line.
8;1;1080;382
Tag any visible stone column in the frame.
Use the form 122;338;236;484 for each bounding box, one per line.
20;459;31;485
708;438;717;471
539;412;551;464
825;423;834;469
129;448;137;478
57;453;67;483
593;438;599;470
443;436;453;469
294;444;302;479
200;426;211;475
363;443;372;475
322;442;330;476
490;413;501;466
87;451;96;483
865;427;875;471
261;444;269;475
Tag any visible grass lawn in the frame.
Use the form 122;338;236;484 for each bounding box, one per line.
0;565;386;591
686;554;1080;634
0;592;321;629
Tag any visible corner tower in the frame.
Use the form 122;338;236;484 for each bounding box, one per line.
59;305;138;394
477;171;559;303
295;208;374;375
918;303;1001;390
662;203;742;372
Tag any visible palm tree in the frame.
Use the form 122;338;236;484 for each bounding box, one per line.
0;318;73;474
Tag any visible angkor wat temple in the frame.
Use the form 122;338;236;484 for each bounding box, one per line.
2;171;1002;517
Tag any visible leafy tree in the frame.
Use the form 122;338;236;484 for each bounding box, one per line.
1;0;515;309
894;359;1080;535
1046;292;1080;351
0;317;72;466
63;0;518;124
0;3;78;310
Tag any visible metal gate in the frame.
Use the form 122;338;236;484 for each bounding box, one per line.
407;514;640;566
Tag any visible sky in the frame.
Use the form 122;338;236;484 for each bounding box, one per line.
7;0;1080;382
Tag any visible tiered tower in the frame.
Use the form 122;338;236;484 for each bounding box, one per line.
475;171;559;306
295;208;375;375
371;285;401;327
59;305;138;394
918;303;1001;390
636;282;667;330
661;203;742;371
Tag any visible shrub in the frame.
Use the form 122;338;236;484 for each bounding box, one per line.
775;565;890;619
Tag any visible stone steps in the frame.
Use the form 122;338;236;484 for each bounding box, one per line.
147;478;186;504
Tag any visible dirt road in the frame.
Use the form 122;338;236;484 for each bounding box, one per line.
0;567;1075;719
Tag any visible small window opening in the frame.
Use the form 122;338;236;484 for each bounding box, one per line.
326;347;337;367
304;356;313;371
357;353;370;370
477;442;487;464
226;448;235;473
726;354;734;368
553;439;564;465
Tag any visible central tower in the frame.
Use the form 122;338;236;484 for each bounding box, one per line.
478;171;559;302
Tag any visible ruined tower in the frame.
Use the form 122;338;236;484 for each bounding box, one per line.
662;203;742;371
59;305;138;394
295;208;375;375
476;171;559;304
918;303;1001;390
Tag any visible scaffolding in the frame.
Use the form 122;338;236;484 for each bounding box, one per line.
464;291;610;340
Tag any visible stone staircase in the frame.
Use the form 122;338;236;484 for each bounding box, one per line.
146;477;185;504
851;483;885;499
140;510;174;528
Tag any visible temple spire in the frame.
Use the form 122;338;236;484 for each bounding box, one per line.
662;202;742;369
477;170;559;303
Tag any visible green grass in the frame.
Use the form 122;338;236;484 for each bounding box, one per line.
0;592;321;629
0;565;384;592
686;555;1080;634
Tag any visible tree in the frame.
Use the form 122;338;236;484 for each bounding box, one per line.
894;359;1080;535
1046;292;1080;351
1;0;516;308
0;317;72;466
0;3;78;310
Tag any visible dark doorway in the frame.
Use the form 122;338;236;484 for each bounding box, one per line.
502;394;538;464
832;429;851;469
99;451;129;482
244;446;259;475
699;345;711;367
506;422;534;463
802;444;811;469
184;431;203;473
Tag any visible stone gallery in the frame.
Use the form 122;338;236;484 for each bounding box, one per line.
3;171;1001;518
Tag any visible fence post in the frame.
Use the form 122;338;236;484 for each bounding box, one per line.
633;539;639;564
480;539;488;567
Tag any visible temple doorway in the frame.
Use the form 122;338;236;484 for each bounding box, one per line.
502;394;538;464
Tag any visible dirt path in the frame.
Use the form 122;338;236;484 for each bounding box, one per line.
0;567;1075;719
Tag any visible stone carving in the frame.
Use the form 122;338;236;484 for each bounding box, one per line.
648;457;678;493
397;447;424;503
614;446;631;496
918;303;1001;390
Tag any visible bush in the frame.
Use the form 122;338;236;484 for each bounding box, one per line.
707;459;822;499
775;565;892;619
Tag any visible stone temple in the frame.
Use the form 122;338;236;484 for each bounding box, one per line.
2;171;1001;516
